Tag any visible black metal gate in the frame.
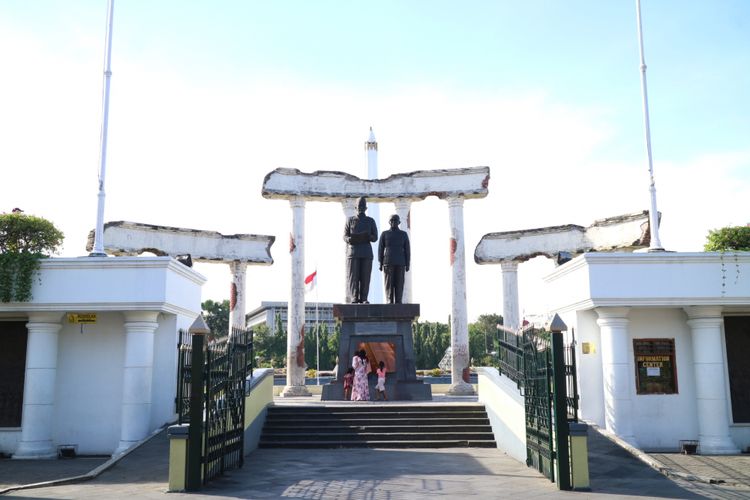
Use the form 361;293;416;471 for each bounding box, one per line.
177;324;253;488
496;317;579;490
522;326;555;481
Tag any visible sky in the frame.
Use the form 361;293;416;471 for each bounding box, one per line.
1;0;748;322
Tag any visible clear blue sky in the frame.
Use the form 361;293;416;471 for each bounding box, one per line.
1;1;748;321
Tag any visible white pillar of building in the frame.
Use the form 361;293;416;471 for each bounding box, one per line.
13;312;64;459
596;307;637;445
393;199;413;304
446;197;474;395
116;311;160;454
228;261;247;335
365;128;384;304
283;197;310;397
500;260;520;331
685;306;739;454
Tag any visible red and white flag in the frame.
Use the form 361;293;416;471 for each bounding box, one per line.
304;270;317;294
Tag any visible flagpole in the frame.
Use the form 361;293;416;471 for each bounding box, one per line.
635;0;664;251
90;0;115;257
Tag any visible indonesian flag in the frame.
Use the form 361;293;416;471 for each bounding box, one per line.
304;270;317;294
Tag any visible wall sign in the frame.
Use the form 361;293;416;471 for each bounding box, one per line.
633;338;677;395
67;313;97;324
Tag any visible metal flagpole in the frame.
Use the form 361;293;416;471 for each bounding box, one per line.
635;0;664;251
90;0;115;256
315;270;320;385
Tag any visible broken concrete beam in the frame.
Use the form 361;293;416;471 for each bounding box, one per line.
261;167;490;202
86;221;275;264
474;211;651;264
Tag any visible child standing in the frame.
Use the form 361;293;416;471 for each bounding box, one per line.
375;361;387;401
343;367;354;400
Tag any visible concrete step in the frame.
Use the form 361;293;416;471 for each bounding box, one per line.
260;403;497;449
263;424;493;433
264;417;490;426
258;439;498;449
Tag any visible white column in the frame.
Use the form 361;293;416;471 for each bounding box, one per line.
365;129;384;304
115;311;159;454
596;307;636;445
13;312;63;459
393;199;413;304
447;197;474;395
283;197;310;397
685;306;739;454
228;261;247;336
500;260;520;331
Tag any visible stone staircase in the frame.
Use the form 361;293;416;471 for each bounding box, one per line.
259;403;496;448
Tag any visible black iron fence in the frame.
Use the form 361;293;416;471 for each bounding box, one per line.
177;324;253;489
494;320;579;490
176;328;193;424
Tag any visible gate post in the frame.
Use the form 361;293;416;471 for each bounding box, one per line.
186;316;209;491
549;314;571;491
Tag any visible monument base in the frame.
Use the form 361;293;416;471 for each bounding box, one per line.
280;385;311;397
321;303;431;401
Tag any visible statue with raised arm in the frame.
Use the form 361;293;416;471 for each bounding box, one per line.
378;213;410;304
344;197;378;303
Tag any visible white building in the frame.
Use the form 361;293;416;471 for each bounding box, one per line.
544;251;750;454
246;301;336;336
0;256;204;458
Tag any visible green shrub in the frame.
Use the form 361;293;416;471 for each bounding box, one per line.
0;212;63;302
429;368;442;377
704;226;750;252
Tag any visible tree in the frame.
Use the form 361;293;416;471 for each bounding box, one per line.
412;319;450;369
0;212;64;302
201;299;229;338
705;226;750;252
470;313;504;356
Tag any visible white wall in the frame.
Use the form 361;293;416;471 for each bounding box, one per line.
0;430;20;455
477;367;526;463
151;314;179;430
628;308;698;451
54;312;125;454
0;257;205;456
564;310;604;426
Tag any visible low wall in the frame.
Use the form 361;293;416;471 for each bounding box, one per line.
477;367;526;463
244;368;274;455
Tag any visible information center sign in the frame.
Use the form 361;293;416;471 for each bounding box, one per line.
633;338;677;395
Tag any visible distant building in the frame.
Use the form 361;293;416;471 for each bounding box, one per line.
246;301;337;335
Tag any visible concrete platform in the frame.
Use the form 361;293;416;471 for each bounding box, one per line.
2;396;749;498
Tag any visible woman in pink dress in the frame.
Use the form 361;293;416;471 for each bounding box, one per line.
351;349;370;401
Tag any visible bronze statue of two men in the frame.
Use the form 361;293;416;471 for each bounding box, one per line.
344;197;410;304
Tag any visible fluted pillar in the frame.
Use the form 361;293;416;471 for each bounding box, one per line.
115;311;160;454
685;306;739;454
283;197;310;396
228;261;247;336
393;199;413;304
500;260;520;331
447;197;474;395
596;307;636;445
13;312;63;459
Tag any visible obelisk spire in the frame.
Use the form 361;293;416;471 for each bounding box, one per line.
365;127;384;304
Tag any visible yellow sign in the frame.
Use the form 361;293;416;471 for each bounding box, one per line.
68;313;97;324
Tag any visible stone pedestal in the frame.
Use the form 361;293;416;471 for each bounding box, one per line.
322;304;431;401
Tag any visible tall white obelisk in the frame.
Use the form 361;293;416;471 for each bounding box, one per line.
365;128;384;304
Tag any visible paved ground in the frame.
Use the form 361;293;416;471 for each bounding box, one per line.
2;395;750;499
